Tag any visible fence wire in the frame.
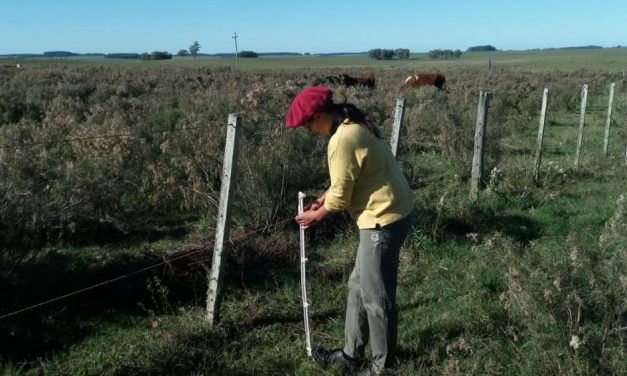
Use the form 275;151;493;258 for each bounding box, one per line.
0;215;295;321
0;122;226;150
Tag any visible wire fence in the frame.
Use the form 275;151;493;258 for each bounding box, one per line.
1;85;625;320
0;122;227;150
0;215;295;321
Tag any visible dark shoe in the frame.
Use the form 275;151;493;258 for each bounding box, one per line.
312;346;362;371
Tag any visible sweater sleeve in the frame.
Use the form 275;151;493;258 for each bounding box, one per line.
324;128;365;212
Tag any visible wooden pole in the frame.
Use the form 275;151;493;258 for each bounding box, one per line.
232;32;239;69
206;113;242;325
603;83;615;157
574;84;588;169
390;97;406;158
469;90;491;202
533;88;549;183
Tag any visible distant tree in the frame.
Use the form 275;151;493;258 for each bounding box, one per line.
429;49;462;59
368;49;382;59
189;41;201;57
177;49;189;57
237;50;258;58
467;45;498;52
43;51;77;58
395;48;410;59
141;51;172;61
368;48;397;60
105;53;141;59
382;49;396;59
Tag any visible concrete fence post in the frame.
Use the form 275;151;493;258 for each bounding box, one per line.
470;90;491;202
574;84;588;169
390;97;406;158
533;88;549;183
603;83;615;157
206;113;242;325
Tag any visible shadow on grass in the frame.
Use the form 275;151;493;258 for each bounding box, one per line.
0;247;205;362
441;213;542;244
0;227;308;365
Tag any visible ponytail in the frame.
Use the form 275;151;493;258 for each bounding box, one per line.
326;102;384;139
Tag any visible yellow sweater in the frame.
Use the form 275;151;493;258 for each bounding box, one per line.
323;120;414;229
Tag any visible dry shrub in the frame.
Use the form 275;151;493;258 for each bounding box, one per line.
0;65;621;247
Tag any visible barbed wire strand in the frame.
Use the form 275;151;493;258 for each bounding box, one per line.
0;122;226;150
0;215;296;321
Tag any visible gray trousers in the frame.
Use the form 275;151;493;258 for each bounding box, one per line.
343;212;414;372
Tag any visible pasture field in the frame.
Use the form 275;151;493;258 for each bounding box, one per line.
4;47;627;71
0;49;626;375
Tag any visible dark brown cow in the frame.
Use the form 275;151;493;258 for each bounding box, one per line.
339;73;375;89
401;72;446;90
312;75;342;86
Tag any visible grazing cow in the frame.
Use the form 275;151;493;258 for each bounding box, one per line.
402;72;446;90
313;75;342;86
339;73;375;89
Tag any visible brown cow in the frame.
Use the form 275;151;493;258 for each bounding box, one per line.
339;73;375;89
401;72;446;90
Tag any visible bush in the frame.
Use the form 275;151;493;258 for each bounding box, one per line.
429;49;463;59
467;45;498;52
105;53;141;59
141;51;172;61
43;51;77;58
368;48;396;60
0;66;620;246
237;51;258;58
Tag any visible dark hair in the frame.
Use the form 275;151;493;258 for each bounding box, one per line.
325;102;384;139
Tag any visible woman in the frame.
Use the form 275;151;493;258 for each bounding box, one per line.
286;86;415;375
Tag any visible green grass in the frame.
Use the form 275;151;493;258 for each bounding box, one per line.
3;150;624;375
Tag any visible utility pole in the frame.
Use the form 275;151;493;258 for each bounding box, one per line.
232;32;239;69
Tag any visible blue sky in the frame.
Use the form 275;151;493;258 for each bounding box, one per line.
1;0;626;54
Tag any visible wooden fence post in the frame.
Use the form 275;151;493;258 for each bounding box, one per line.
603;82;615;157
574;84;588;169
206;113;242;325
390;97;405;158
533;88;549;183
469;90;491;202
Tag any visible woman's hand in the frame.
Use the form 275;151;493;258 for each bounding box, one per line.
295;205;329;229
303;192;326;211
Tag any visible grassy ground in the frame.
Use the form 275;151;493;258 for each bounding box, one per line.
3;152;624;376
1;49;626;375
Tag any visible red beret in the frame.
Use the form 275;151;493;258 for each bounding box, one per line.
285;86;333;128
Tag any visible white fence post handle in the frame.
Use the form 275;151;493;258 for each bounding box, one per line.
298;192;312;357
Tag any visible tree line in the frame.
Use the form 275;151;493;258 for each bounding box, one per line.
467;45;498;52
368;48;410;60
428;49;463;59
